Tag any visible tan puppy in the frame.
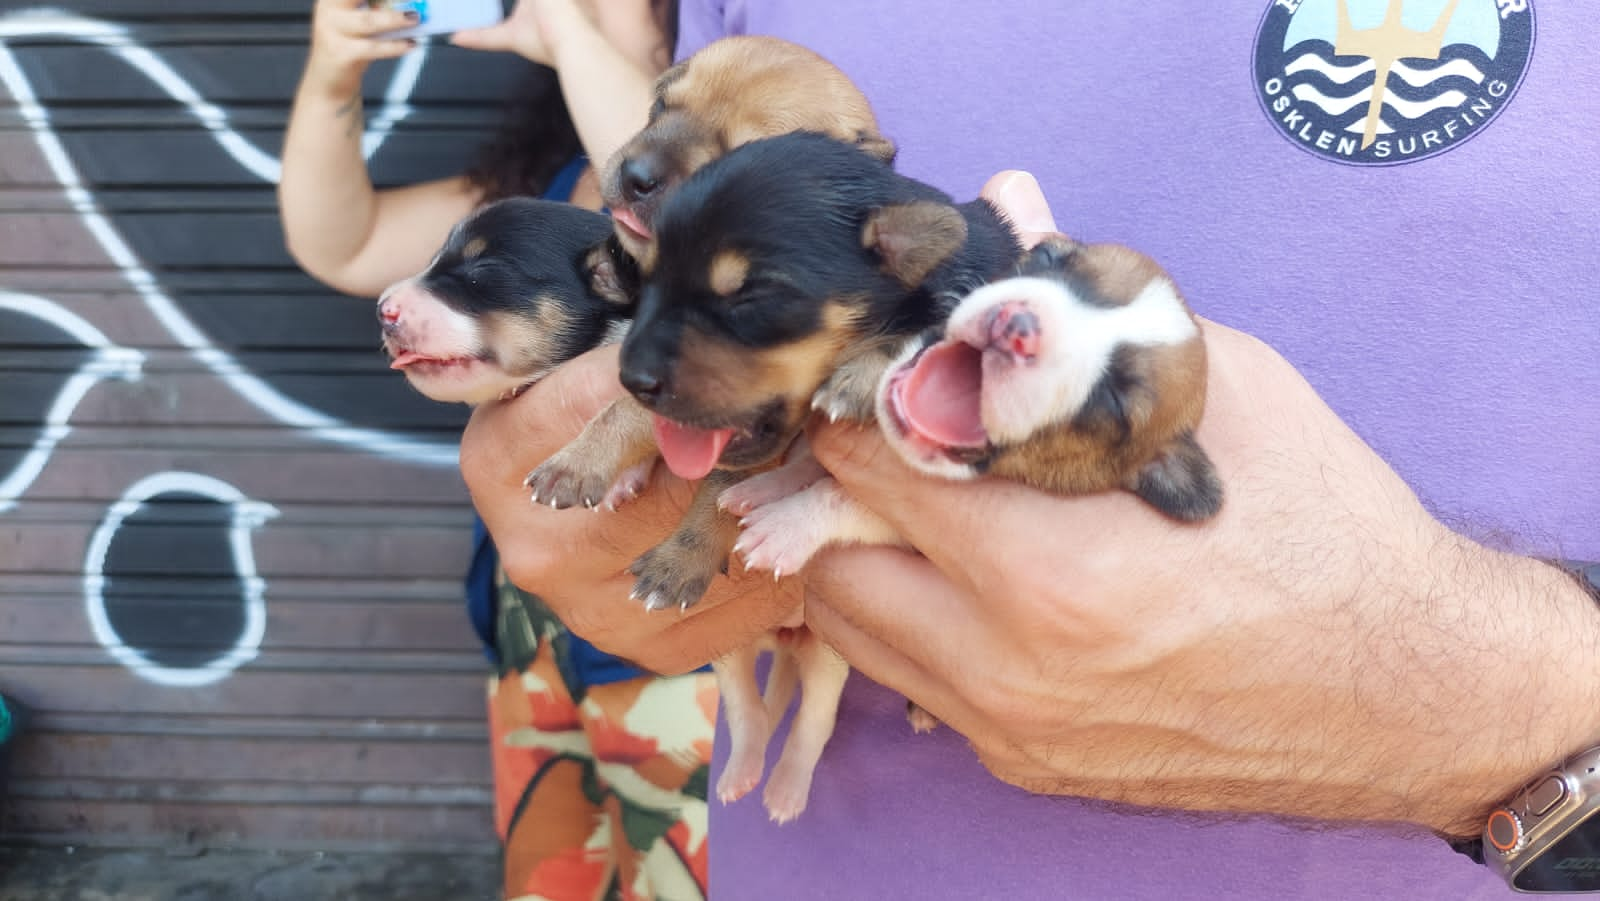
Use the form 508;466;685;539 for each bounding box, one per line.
600;35;895;263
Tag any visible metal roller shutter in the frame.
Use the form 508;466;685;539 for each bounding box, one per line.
0;1;524;851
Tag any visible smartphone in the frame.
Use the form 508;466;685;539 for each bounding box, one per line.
373;0;505;39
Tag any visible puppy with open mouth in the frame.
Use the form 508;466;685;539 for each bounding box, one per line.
728;234;1223;580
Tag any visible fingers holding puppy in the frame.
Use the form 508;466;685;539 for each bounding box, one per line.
461;345;802;673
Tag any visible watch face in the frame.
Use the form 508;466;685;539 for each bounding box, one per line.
1514;823;1600;893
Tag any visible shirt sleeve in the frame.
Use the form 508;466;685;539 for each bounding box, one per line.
674;0;742;60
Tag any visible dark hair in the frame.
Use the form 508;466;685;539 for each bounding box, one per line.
465;0;679;203
464;64;581;203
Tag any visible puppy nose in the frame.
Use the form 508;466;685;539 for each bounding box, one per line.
984;302;1041;361
619;155;664;203
377;296;402;326
620;367;664;403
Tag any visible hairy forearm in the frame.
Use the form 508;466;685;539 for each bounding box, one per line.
1405;542;1600;836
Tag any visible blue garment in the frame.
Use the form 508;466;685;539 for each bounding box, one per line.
464;156;650;683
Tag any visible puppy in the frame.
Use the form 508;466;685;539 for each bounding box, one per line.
555;130;1019;610
378;197;633;406
536;131;1020;822
727;234;1224;577
601;35;896;262
524;34;896;509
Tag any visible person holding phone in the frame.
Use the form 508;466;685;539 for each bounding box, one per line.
278;3;711;899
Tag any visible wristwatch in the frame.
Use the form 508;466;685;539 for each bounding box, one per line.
1471;563;1600;893
1478;745;1600;893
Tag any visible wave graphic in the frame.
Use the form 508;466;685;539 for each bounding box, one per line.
1281;42;1489;133
1291;83;1468;118
1284;53;1485;87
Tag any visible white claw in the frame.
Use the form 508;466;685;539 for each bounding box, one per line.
549;497;559;508
530;492;541;505
774;567;782;581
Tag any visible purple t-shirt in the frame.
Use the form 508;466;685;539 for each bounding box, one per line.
677;2;1599;898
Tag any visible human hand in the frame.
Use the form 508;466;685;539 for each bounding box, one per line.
802;171;1600;837
304;0;419;98
459;345;804;674
453;0;610;68
451;0;563;65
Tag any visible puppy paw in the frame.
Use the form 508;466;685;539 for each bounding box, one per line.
718;460;826;517
810;374;878;424
524;452;622;511
906;701;942;734
599;459;655;511
762;758;816;825
810;351;890;424
628;542;720;612
716;752;766;805
733;493;829;578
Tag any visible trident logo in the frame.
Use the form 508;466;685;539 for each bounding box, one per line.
1335;0;1463;149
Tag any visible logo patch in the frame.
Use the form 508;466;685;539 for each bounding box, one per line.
1254;0;1534;165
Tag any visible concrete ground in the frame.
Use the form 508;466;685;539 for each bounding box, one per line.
0;844;501;901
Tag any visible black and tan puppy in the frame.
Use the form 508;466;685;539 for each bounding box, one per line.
533;130;1020;612
528;130;1020;823
601;35;896;262
378;197;634;406
727;235;1224;576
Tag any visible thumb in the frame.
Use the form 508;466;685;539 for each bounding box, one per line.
980;170;1060;249
449;23;512;51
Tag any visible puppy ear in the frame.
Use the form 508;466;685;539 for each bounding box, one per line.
862;201;968;288
1130;431;1223;522
856;131;897;164
585;236;640;308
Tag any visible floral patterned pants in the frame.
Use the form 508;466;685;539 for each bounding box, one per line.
487;576;716;901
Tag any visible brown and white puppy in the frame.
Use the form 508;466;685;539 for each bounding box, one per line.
727;235;1223;578
601;34;896;262
723;236;1221;746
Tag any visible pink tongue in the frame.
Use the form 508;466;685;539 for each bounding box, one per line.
653;416;736;480
389;351;426;369
612;207;652;240
896;341;987;448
